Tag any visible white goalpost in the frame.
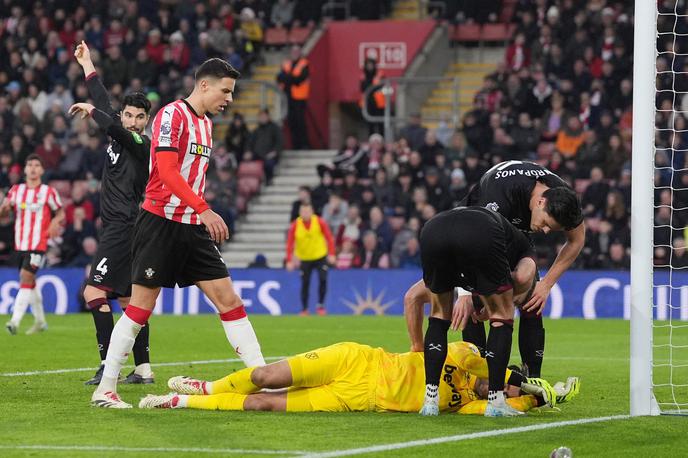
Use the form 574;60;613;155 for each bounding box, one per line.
631;0;688;416
630;0;660;417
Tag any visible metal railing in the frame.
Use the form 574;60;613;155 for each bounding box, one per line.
322;1;351;20
216;80;288;125
361;75;460;143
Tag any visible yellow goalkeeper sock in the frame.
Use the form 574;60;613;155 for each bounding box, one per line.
211;367;259;394
186;393;248;411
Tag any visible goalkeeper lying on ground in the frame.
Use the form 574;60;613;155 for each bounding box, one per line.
139;340;579;414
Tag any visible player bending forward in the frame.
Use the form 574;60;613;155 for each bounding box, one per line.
140;340;579;414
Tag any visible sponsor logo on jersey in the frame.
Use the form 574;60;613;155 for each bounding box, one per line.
512;218;522;225
305;352;319;360
107;143;120;165
190;142;211;158
443;364;463;408
93;275;103;283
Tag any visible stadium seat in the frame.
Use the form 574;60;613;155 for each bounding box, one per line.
237;160;265;182
48;180;72;199
481;23;512;43
451;24;481;43
264;27;289;47
237;176;261;198
289;26;313;45
235;195;248;214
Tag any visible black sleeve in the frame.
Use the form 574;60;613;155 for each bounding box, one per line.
291;64;309;85
540;170;570;189
85;74;115;116
91;108;150;160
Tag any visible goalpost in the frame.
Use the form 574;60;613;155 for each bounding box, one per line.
631;0;686;416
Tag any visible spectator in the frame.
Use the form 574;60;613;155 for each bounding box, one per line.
582;167;610;218
290;185;312;222
67;236;99;267
398;237;421;269
245;109;283;184
102;45;128;89
271;0;296;28
671;238;688;269
398;113;428;151
335;237;360;270
511;112;539;158
321;192;348;235
555;116;585;159
248;253;269;268
34;132;63;173
448;168;469;207
358;230;389;269
277;45;310;149
226;112;250;158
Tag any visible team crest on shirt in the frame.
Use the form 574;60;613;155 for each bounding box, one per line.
144;268;155;279
485;202;499;212
190;142;212;158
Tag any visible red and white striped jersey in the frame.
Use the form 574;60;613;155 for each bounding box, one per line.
6;183;62;252
143;99;213;225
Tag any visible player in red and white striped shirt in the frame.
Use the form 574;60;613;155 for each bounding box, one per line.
1;155;64;335
92;58;266;408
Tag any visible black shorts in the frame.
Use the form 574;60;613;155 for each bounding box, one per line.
87;222;135;298
131;210;229;288
16;251;45;274
420;207;513;296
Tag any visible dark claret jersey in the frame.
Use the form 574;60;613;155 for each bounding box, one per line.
461;160;570;232
86;74;150;225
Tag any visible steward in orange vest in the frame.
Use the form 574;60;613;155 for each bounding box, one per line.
277;45;311;149
360;58;386;135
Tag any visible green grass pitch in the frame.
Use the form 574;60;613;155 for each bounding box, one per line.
1;314;686;457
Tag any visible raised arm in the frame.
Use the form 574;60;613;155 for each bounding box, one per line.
74;40;115;115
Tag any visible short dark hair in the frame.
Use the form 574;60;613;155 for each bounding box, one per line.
195;58;240;81
122;92;151;114
543;187;583;231
25;154;43;167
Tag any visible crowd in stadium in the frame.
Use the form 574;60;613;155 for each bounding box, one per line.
0;0;660;271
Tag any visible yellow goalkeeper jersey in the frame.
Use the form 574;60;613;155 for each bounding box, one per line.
373;341;487;413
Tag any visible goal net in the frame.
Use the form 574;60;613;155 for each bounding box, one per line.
632;0;688;416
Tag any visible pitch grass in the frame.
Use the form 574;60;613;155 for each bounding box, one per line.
1;315;686;457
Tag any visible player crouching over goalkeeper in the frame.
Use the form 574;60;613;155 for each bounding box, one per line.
140;340;579;414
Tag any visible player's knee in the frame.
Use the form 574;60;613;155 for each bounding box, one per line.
243;395;276;411
404;282;426;307
250;366;272;387
19;270;35;286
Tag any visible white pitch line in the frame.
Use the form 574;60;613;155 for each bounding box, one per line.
0;444;307;456
0;356;286;377
299;415;631;458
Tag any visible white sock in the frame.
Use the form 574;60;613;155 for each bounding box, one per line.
488;390;506;405
97;313;142;394
424;384;439;405
30;288;45;324
10;288;32;326
135;363;153;377
221;316;266;367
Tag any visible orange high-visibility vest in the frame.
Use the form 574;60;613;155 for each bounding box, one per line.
360;71;386;109
282;58;310;100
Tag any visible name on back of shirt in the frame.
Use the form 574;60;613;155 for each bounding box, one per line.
494;168;554;179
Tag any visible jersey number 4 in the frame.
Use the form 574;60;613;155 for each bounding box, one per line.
96;258;108;275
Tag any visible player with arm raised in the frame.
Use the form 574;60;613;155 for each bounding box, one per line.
91;58;266;408
405;160;584;379
69;41;155;386
3;155;64;335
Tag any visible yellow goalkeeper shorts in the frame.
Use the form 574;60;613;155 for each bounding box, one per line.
286;342;377;412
